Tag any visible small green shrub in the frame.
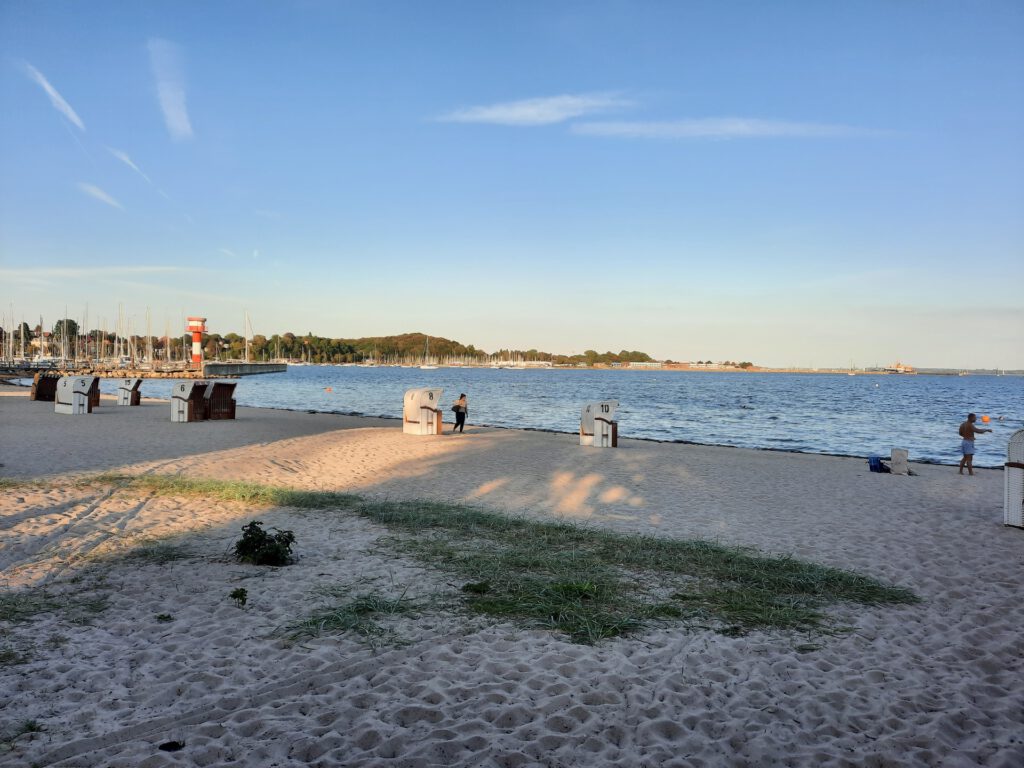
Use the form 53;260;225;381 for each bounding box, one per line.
230;588;248;607
233;521;295;566
155;614;173;623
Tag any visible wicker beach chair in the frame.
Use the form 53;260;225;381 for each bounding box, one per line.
403;387;443;435
86;377;101;409
117;378;143;406
580;401;619;448
203;382;237;420
1005;429;1024;528
54;376;97;415
30;372;59;401
170;381;209;423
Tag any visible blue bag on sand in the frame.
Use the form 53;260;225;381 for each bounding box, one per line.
868;456;891;473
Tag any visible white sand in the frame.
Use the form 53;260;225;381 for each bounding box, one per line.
1;384;1021;766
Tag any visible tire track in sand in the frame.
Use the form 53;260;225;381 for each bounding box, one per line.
1;484;157;586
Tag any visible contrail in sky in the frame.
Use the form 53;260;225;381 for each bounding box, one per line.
23;62;85;130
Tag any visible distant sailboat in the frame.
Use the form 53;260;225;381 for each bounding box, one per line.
420;337;438;370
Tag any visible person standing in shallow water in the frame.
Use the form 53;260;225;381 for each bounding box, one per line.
958;413;992;475
451;393;468;434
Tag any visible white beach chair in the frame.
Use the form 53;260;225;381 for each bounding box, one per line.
117;378;143;406
55;376;97;415
171;381;209;423
403;387;443;435
580;401;619;448
1005;429;1024;528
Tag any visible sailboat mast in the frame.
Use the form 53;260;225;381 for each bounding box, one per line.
146;308;153;365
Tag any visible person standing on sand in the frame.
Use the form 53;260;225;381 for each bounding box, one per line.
451;393;468;434
958;413;992;475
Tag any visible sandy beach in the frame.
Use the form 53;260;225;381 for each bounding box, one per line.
1;382;1021;767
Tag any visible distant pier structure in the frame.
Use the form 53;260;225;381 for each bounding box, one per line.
202;361;286;376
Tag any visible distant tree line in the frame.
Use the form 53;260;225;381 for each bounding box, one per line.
1;321;699;367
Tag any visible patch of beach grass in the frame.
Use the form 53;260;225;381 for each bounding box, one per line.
80;474;920;643
100;538;195;565
0;477;32;491
0;592;62;624
92;473;359;510
360;497;917;641
0;719;43;751
0;588;109;626
288;591;414;646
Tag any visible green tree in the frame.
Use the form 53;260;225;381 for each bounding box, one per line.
52;318;79;341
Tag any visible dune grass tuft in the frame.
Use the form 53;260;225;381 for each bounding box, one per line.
289;592;413;645
80;474;919;643
110;539;195;564
93;473;360;510
0;592;62;624
0;588;109;626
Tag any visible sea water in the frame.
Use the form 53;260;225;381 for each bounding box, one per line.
80;368;1022;468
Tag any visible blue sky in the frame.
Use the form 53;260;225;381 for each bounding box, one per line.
1;0;1022;368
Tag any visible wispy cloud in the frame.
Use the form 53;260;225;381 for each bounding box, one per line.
77;183;124;210
22;62;85;131
438;93;632;126
148;38;193;141
107;147;152;183
571;118;876;139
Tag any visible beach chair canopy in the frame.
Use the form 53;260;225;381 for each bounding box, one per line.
403;387;443;422
56;376;97;404
172;381;208;402
204;381;237;400
1009;430;1024;464
581;400;619;434
55;376;97;415
117;377;144;406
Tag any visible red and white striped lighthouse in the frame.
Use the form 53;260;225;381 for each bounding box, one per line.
186;316;207;370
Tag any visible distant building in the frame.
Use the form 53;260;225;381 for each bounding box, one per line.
628;361;663;369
